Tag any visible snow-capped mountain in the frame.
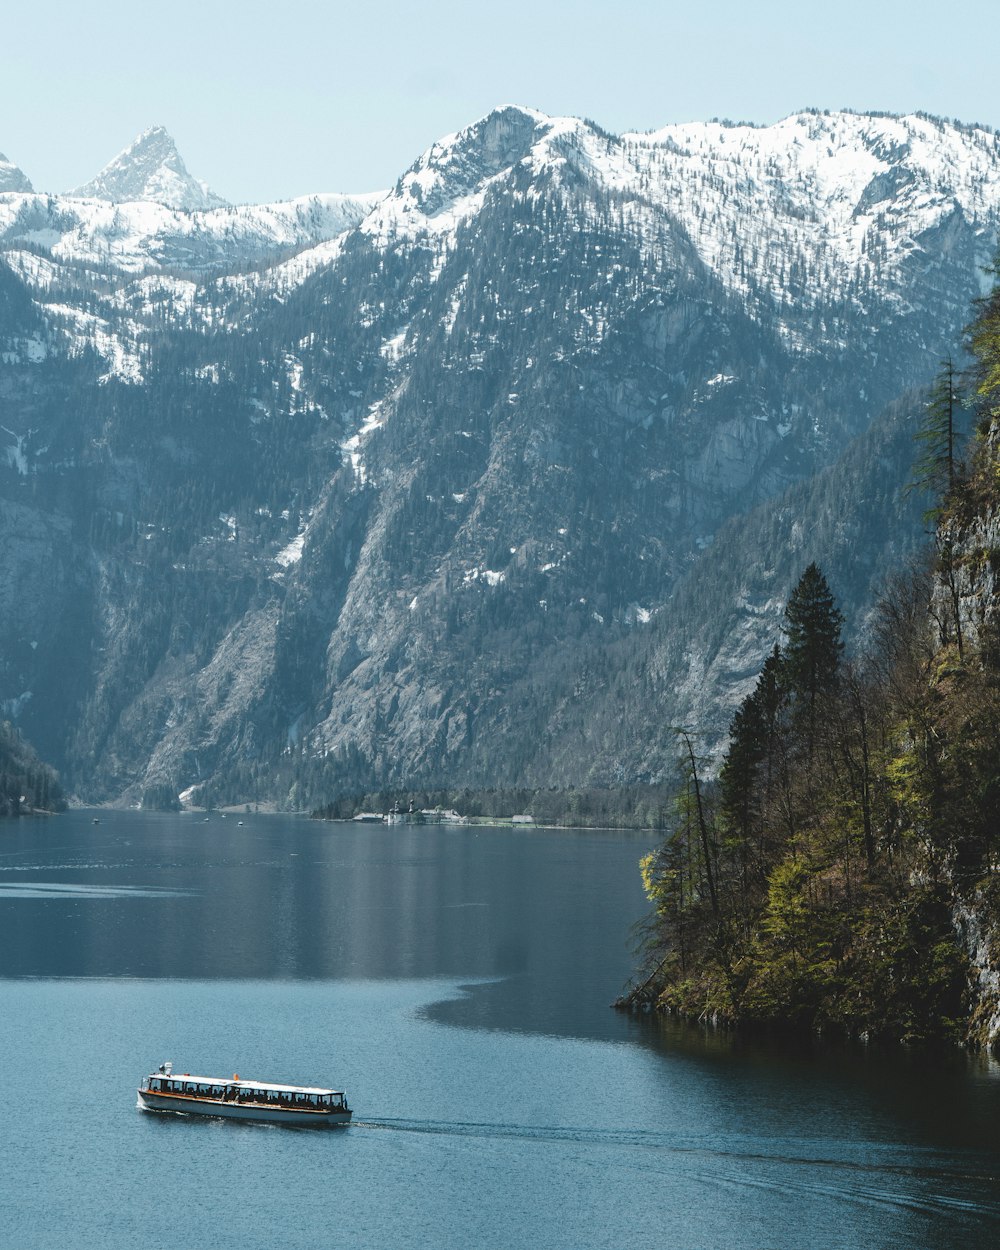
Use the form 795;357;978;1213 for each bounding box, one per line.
69;124;228;210
1;106;999;805
0;188;384;278
0;152;32;193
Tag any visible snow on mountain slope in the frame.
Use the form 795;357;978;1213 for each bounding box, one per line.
69;125;227;210
0;185;382;379
0;188;384;277
0;153;32;193
2;104;997;402
6;105;1000;804
622;111;1000;317
359;105;1000;343
6;105;996;319
361;105;549;241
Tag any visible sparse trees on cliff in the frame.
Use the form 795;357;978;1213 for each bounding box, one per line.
630;562;970;1042
910;356;962;520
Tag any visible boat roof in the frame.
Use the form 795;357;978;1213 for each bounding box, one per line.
151;1073;343;1096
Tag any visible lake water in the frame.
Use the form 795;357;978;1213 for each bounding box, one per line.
2;810;999;1249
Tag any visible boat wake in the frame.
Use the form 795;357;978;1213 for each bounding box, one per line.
354;1117;1000;1218
0;882;193;899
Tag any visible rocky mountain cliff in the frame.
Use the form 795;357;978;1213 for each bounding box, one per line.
0;153;31;194
1;106;999;807
69;125;228;210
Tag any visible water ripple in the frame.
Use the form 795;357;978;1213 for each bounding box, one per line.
355;1117;1000;1215
0;882;195;899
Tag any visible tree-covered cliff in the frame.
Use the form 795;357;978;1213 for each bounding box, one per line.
628;258;1000;1048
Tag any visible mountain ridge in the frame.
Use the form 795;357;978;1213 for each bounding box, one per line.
1;105;998;806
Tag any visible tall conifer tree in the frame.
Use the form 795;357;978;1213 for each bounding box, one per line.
782;564;844;758
720;643;786;858
909;357;962;524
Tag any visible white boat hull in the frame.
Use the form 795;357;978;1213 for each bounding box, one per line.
137;1090;351;1126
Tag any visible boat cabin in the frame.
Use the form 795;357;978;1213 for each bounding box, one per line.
144;1072;348;1110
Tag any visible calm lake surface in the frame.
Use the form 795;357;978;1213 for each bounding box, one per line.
2;810;999;1249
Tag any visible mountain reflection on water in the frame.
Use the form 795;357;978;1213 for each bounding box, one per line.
0;811;650;1015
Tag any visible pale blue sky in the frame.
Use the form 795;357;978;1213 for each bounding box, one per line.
2;0;997;204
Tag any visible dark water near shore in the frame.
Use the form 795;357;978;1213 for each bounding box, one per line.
1;810;999;1249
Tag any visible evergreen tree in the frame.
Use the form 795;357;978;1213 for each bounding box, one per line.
967;247;1000;426
629;255;1000;1047
719;644;786;863
676;729;719;918
909;356;961;521
782;564;844;759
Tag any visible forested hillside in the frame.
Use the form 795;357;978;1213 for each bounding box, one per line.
0;721;65;815
629;261;1000;1046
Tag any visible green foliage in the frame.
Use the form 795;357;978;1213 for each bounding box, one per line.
783;565;844;694
783;563;844;760
909;356;962;522
629;560;990;1046
968;249;1000;420
629;256;1000;1047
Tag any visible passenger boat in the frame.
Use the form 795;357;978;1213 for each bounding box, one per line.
137;1063;351;1126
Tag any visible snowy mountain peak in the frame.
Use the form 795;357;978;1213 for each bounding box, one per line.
69;125;228;211
402;105;544;200
0;152;32;193
361;104;571;241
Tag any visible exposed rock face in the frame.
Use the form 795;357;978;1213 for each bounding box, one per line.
954;902;1000;1048
1;107;1000;806
928;418;1000;1047
937;420;1000;651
